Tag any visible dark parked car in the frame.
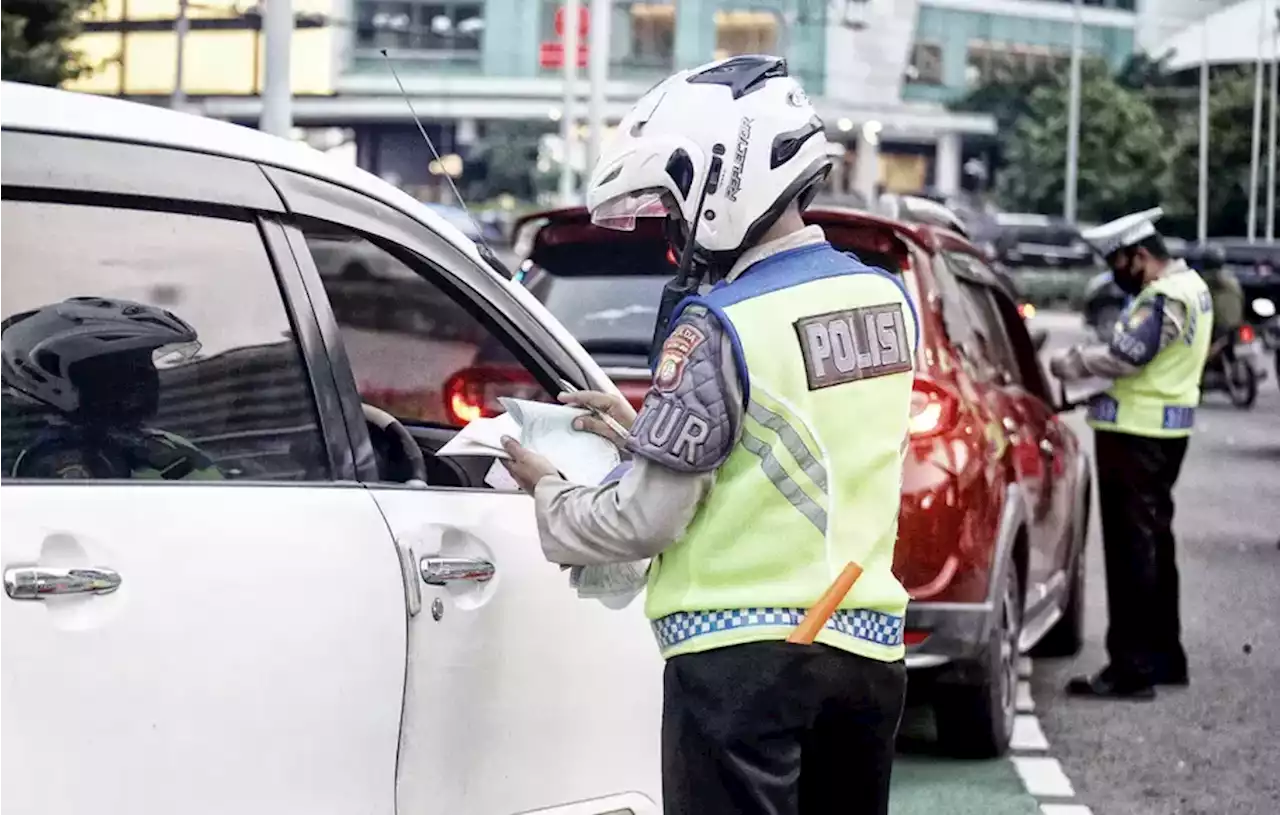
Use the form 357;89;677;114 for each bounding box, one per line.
509;205;1092;758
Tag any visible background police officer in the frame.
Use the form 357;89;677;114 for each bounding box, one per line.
500;55;918;814
1050;208;1213;700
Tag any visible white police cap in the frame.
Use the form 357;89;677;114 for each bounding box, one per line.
1080;207;1164;258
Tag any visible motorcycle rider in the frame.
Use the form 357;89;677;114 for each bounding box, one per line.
2;296;221;480
1197;243;1244;368
1049;207;1213;699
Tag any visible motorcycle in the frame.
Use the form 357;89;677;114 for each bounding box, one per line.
1254;298;1280;390
1201;325;1267;408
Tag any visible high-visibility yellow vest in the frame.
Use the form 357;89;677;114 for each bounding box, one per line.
645;243;918;663
1087;267;1214;439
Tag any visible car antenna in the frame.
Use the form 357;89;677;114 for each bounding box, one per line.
379;49;509;276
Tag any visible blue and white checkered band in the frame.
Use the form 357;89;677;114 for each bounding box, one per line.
652;607;905;651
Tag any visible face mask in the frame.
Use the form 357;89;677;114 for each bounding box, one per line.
1111;251;1146;296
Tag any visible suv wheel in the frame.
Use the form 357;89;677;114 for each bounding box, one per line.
934;556;1022;759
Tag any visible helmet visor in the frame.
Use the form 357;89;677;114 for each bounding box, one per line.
152;340;202;369
590;189;672;232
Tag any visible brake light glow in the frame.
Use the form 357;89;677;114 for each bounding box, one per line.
1239;324;1256;344
443;366;545;425
908;379;959;439
903;630;931;647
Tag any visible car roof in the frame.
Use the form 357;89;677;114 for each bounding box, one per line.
0;81;485;267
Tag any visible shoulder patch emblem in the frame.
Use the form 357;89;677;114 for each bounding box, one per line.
794;302;912;390
654;323;707;392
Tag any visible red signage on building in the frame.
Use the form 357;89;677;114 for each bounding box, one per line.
539;42;589;69
553;5;590;38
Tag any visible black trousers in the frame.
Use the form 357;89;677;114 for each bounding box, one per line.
661;641;906;815
1094;430;1190;682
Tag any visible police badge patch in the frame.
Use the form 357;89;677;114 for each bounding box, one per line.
654;323;707;392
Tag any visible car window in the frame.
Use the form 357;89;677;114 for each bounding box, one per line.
929;254;983;350
957;279;1023;386
530;274;667;351
1;200;329;482
299;224;550;426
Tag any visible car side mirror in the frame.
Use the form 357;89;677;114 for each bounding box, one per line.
1030;329;1049;352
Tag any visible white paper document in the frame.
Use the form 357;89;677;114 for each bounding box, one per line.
1063;376;1113;408
436;397;621;489
437;398;643;608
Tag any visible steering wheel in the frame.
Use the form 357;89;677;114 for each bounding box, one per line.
361;403;428;486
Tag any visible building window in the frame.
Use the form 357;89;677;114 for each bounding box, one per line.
965;41;1071;86
905;42;943;86
538;1;674;72
356;1;485;58
714;9;779;61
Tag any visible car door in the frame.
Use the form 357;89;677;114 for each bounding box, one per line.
946;252;1070;618
264;172;664;814
0;173;405;814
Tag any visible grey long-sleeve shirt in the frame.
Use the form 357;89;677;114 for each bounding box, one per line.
1052;260;1193;381
533;225;829;566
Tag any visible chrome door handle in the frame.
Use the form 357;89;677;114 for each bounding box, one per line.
420;556;495;586
4;566;122;600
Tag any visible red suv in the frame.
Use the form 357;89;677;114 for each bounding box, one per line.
499;205;1092;758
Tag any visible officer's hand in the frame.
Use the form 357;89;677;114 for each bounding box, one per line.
558;390;637;448
1048;353;1070;379
500;436;560;493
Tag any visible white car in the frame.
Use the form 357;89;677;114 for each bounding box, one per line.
0;82;663;815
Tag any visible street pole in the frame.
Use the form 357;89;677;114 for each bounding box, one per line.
1267;20;1278;242
558;0;582;205
1196;15;1210;245
586;0;611;175
1063;0;1082;224
261;0;293;138
1247;0;1268;242
171;0;190;111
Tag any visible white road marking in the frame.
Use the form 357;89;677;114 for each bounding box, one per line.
1041;805;1094;815
1018;656;1034;679
1016;680;1035;712
1011;714;1050;751
1012;756;1076;798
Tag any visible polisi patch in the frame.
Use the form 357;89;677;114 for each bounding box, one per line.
654;323;707;392
795;302;912;390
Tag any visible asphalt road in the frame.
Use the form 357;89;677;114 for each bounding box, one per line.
887;311;1280;815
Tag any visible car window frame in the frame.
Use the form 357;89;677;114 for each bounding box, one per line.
0;188;357;484
280;202;586;489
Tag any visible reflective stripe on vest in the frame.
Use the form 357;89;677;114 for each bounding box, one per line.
1087;268;1214;439
644;244;915;663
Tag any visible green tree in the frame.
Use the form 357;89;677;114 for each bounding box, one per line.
464;121;552;203
2;0;100;87
950;64;1067;182
996;63;1166;223
1160;69;1277;239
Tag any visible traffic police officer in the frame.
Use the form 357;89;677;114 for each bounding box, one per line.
1049;208;1213;700
500;55;918;814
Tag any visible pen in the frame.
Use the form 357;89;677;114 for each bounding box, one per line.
558;379;633;441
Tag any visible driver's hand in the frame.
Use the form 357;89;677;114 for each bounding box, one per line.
558;390;637;448
499;436;560;493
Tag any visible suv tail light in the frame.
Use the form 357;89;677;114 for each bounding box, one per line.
1239;324;1256;344
909;378;959;439
443;365;545;425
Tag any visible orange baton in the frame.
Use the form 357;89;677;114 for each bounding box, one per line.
787;562;864;645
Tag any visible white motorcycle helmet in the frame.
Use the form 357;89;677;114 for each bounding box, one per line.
586;55;832;271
